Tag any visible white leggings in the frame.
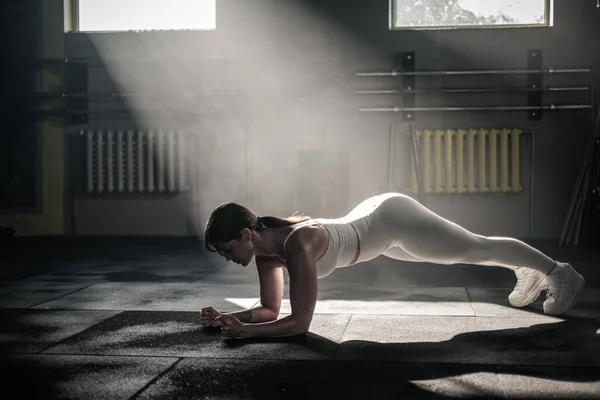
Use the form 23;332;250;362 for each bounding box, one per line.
345;193;556;274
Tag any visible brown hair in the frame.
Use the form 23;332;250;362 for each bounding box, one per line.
204;202;311;252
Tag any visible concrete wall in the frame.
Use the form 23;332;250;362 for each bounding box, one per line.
62;0;599;239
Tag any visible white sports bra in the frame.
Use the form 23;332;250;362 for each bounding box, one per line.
282;219;360;278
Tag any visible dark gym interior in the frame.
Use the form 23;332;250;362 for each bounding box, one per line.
1;1;599;398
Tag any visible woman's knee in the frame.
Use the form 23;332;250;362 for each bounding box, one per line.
398;233;488;265
418;234;493;265
460;235;497;264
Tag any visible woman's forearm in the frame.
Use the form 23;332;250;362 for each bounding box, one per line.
244;315;308;338
230;305;278;323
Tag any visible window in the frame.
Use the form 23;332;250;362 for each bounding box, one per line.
76;0;216;32
390;0;553;30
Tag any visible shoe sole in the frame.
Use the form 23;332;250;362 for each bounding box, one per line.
544;272;586;316
509;276;548;307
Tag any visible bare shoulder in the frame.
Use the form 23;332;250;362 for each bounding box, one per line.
283;223;328;261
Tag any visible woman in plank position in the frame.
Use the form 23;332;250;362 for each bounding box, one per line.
200;192;585;338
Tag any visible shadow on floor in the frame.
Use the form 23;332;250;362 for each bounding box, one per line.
0;317;597;399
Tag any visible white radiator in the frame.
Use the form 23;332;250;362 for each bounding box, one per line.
85;129;189;193
411;128;524;194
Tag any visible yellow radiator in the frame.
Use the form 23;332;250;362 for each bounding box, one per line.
410;128;523;194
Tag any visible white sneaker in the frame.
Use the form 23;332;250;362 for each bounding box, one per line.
508;267;548;307
543;262;586;316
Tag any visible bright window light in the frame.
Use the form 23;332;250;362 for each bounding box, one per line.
391;0;553;30
77;0;216;32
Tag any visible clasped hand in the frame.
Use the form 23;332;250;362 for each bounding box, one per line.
200;306;247;339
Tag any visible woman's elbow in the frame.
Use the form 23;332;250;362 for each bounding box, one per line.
298;326;310;335
268;308;280;322
296;316;312;334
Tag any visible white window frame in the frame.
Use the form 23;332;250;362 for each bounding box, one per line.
389;0;554;31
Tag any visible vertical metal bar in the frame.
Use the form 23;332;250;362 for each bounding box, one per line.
178;131;185;191
478;129;488;192
86;130;93;193
445;130;454;193
489;129;499;192
168;130;175;192
117;130;124;192
500;129;510;192
107;130;114;192
423;130;432;193
528;49;543;120
434;130;443;193
137;130;144;193
511;129;521;192
388;124;395;188
467;129;476;193
401;52;415;122
147;130;154;192
410;128;418;194
456;130;465;193
127;130;134;192
158;130;164;192
81;131;94;193
96;130;104;193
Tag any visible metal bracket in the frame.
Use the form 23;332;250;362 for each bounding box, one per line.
528;49;543;121
399;52;415;121
65;60;88;124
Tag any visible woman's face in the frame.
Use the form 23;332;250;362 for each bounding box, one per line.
216;228;254;267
